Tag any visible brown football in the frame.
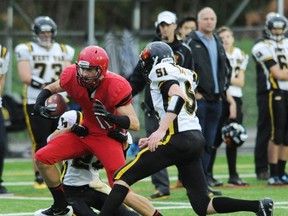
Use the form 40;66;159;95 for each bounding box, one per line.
45;93;68;117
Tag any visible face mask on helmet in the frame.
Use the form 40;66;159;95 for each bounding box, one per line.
265;15;287;41
76;46;109;90
32;16;57;47
139;41;174;77
221;122;248;148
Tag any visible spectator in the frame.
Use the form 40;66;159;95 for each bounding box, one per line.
14;16;75;189
207;26;249;186
0;44;11;194
186;7;231;195
252;13;288;185
98;41;274;216
177;16;197;41
128;10;193;200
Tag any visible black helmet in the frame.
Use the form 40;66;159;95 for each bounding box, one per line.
31;16;57;46
139;41;174;76
265;14;287;41
221;122;248;148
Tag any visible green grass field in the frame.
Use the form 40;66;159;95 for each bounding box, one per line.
0;154;287;216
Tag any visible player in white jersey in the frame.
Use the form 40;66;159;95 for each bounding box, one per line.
0;45;11;194
206;26;249;186
14;16;75;189
98;42;274;216
34;110;138;216
252;14;288;186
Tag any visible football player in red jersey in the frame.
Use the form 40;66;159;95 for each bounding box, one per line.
33;46;157;216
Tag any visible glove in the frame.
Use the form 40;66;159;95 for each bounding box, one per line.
93;100;111;120
33;104;58;119
71;123;88;138
92;160;104;170
108;128;128;144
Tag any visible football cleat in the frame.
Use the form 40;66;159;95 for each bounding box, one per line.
89;178;111;195
34;205;73;216
256;198;273;216
148;190;170;200
267;176;284;186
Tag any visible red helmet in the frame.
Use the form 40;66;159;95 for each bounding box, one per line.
76;46;109;89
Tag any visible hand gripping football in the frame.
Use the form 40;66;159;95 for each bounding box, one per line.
45;93;68;117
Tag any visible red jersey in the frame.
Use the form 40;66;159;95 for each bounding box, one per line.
60;65;132;134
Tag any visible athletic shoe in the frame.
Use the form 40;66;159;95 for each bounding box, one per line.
227;176;249;186
257;171;269;180
34;205;73;216
267;176;283;186
207;186;222;196
34;176;47;189
207;174;223;187
34;181;47;189
148;190;170;200
0;185;13;195
176;180;183;188
256;198;273;216
280;174;288;184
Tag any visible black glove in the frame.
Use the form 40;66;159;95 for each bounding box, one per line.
71;123;89;137
93;100;111;120
34;104;58;119
92;160;104;170
108;128;128;144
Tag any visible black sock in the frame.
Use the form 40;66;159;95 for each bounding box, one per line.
48;184;68;209
153;210;163;216
99;184;129;216
269;163;278;177
278;160;286;177
212;197;259;213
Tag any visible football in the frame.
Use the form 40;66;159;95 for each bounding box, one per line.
45;93;68;117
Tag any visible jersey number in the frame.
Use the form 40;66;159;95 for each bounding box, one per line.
184;80;196;115
35;63;62;82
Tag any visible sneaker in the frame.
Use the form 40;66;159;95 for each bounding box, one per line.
34;181;47;189
256;198;273;216
280;173;288;184
207;174;223;187
34;177;47;189
207;186;222;196
228;176;249;186
267;176;284;186
148;191;170;200
257;171;269;180
34;205;73;216
0;185;13;195
176;180;183;188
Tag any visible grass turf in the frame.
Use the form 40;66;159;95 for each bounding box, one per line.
0;154;287;216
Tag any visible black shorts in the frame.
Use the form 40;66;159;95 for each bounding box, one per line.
269;90;288;145
114;130;205;185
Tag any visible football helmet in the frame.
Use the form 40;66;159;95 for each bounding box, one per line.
76;46;109;90
139;41;174;76
221;122;248;148
32;16;57;47
265;14;287;41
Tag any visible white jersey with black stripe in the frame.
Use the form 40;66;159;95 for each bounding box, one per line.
14;41;74;104
226;47;248;97
148;63;201;134
252;38;288;91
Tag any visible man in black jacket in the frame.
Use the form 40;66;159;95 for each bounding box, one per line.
128;10;193;200
186;7;231;195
